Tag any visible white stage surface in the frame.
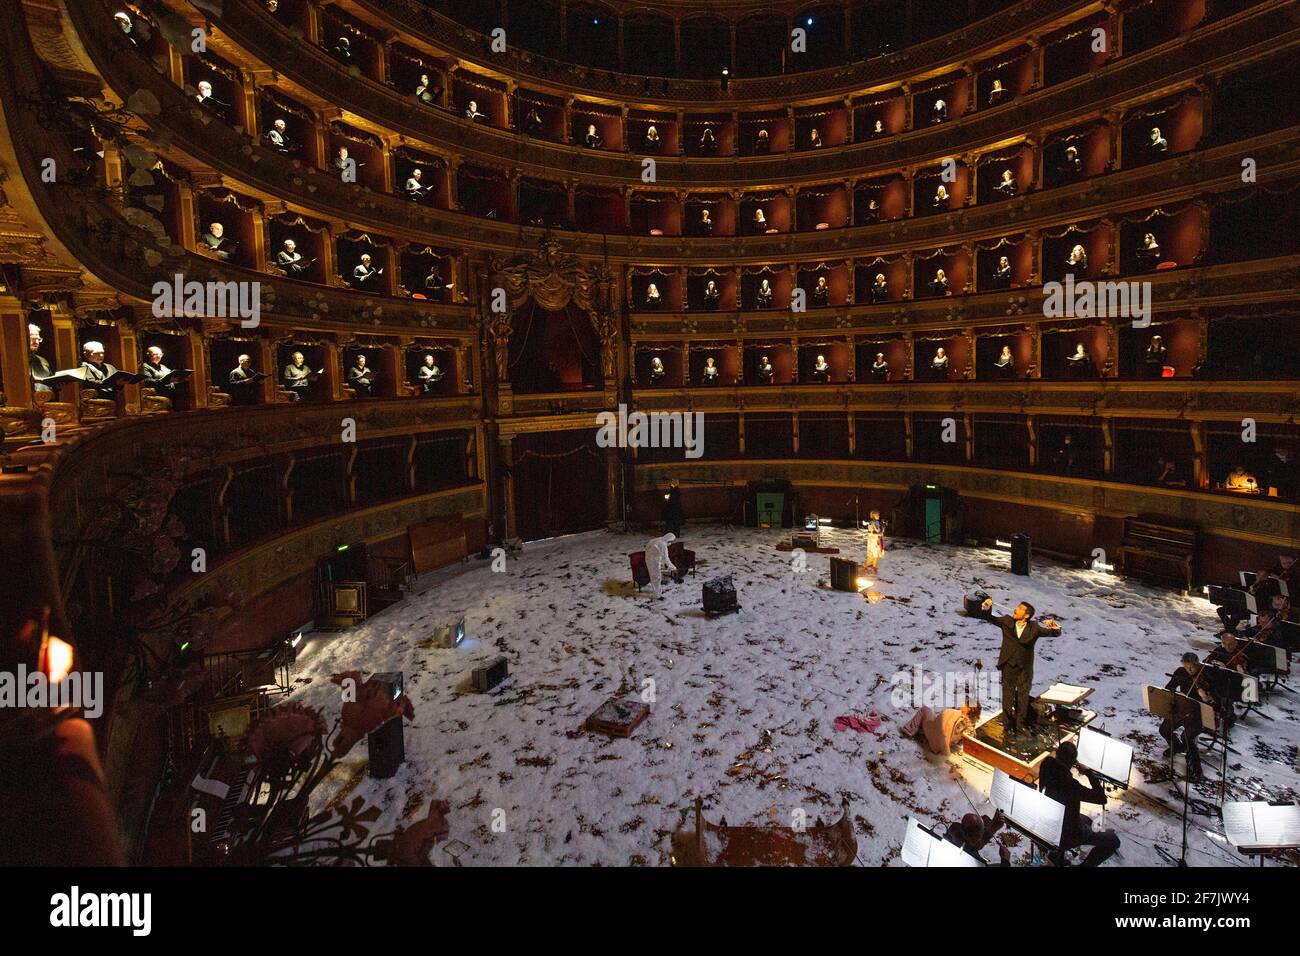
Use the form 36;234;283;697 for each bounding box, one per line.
288;526;1298;866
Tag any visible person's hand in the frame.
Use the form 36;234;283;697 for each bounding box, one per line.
1042;618;1058;629
992;808;1004;822
999;844;1011;865
981;598;993;611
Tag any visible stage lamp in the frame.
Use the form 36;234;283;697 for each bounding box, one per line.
804;514;819;531
39;632;75;685
995;539;1013;549
855;577;873;591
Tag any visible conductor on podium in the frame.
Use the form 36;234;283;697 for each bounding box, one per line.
974;598;1061;733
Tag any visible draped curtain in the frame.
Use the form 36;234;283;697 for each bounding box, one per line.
512;431;606;541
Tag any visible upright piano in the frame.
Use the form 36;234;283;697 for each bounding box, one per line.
1118;515;1199;592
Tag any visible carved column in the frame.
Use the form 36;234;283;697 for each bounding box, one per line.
963;413;974;463
0;299;34;411
185;329;211;408
1026;415;1038;468
1191;421;1209;490
904;411;915;459
257;337;278;404
499;435;518;541
1030;324;1042;379
115;317;143;416
903;330;915;381
1101;419;1114;477
962;327;976;379
792;411;800;456
323;339;344;401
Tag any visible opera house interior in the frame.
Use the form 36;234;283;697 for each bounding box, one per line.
0;0;1297;882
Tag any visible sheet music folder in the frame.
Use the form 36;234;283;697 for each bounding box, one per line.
1074;726;1133;788
990;769;1065;848
1221;802;1300;850
901;818;983;867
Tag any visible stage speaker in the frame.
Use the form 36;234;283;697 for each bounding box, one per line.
431;617;465;648
830;556;863;592
472;656;509;693
367;671;405;779
1011;534;1031;575
703;575;739;615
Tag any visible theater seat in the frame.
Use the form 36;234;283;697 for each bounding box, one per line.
668;541;696;576
629;551;650;590
1156;260;1178;270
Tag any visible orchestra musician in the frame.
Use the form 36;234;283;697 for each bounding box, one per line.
417;354;443;394
1038;742;1121;866
347;354;375;397
811;275;830;307
971;598;1062;733
1160;652;1213;782
755;278;773;309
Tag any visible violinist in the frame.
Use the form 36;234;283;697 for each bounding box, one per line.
1160;652;1213;782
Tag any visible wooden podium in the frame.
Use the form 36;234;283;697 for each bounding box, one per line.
962;687;1096;783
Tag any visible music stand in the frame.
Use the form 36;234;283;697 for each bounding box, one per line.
1222;801;1300;866
1143;684;1216;866
901;818;985;867
990;769;1066;863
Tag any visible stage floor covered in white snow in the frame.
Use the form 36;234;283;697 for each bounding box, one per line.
288;525;1299;866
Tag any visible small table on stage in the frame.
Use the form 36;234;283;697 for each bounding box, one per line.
961;685;1096;783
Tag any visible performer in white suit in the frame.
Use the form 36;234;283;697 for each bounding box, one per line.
864;511;885;573
644;532;678;600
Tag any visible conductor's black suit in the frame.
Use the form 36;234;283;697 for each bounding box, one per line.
975;609;1061;730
